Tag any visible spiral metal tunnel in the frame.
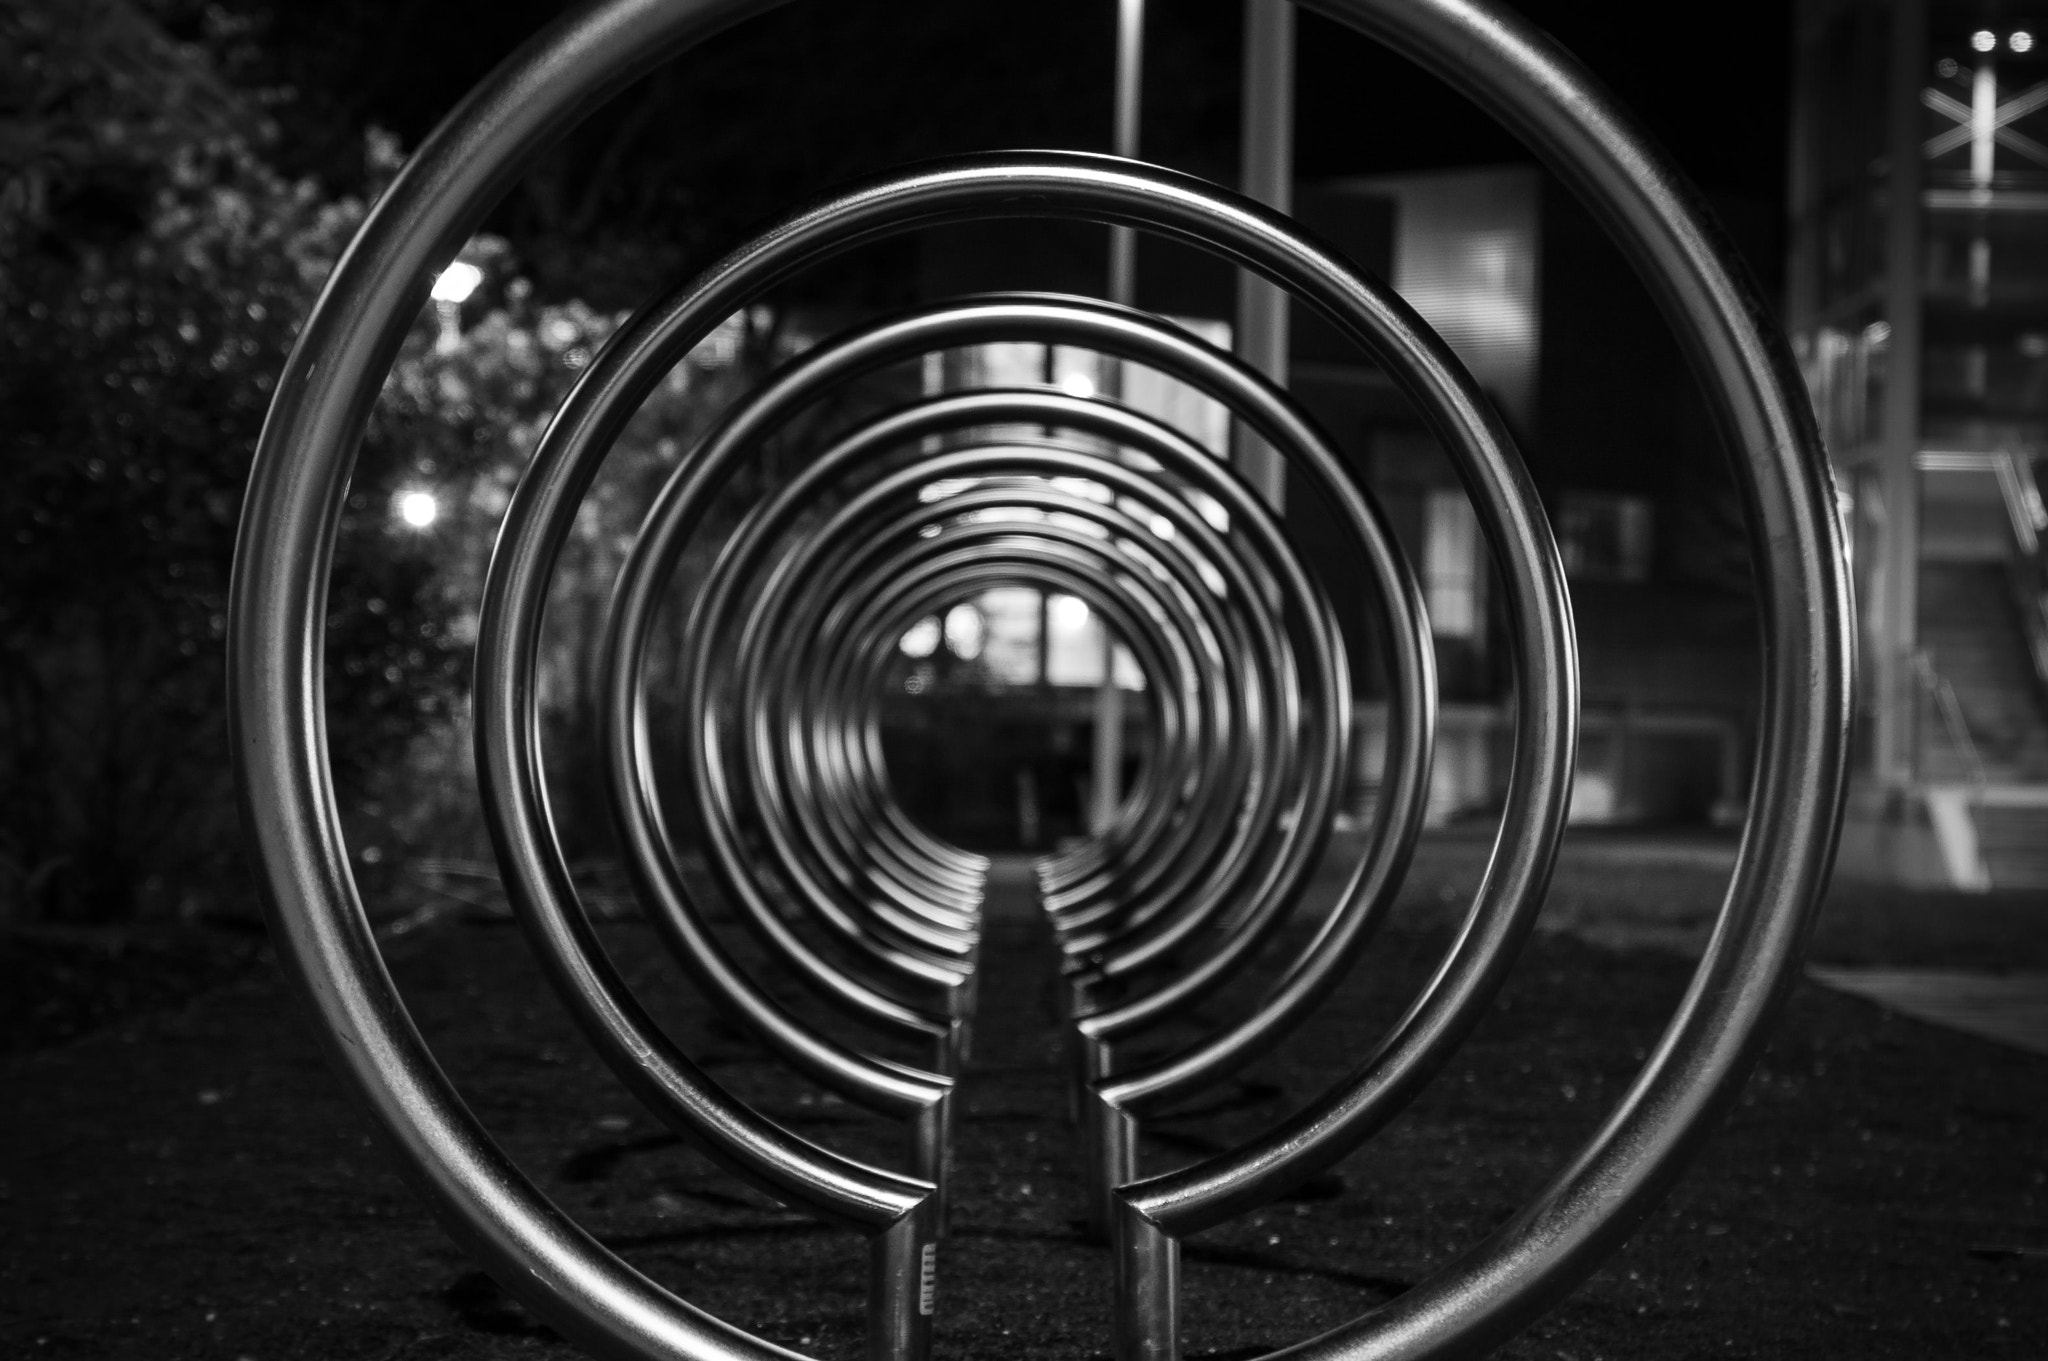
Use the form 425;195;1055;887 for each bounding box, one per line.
227;1;1853;1358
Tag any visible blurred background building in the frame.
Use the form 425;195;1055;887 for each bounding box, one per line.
880;0;2048;891
896;164;1774;850
19;0;2039;915
1793;0;2048;887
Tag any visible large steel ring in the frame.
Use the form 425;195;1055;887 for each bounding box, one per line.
228;1;1851;1358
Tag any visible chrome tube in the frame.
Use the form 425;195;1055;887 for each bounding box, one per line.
229;2;1848;1356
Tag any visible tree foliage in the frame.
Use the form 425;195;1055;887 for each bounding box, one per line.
0;2;464;921
0;0;931;923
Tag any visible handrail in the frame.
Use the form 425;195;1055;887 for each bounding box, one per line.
1996;452;2048;694
1915;446;2048;698
1909;647;1988;796
1992;449;2046;555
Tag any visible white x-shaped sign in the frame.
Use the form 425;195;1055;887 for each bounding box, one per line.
1923;80;2048;168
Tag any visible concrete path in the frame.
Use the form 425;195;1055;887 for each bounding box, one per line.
1808;966;2048;1057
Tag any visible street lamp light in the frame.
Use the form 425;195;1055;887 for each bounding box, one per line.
398;490;439;529
431;262;484;303
432;262;484;352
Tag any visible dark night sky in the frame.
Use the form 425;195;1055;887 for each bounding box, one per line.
258;0;1791;187
1291;1;1792;196
232;0;1793;298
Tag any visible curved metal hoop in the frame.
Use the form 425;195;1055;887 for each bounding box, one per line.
228;1;1851;1358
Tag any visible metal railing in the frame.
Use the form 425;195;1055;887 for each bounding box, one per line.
1910;648;1990;796
1998;452;2048;694
1920;447;2048;698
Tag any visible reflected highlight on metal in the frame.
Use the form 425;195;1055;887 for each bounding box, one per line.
228;1;1852;1359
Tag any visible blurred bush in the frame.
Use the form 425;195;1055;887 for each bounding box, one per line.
0;2;469;922
0;0;874;927
353;275;798;887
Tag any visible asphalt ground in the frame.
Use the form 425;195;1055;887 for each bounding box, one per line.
3;830;2045;1359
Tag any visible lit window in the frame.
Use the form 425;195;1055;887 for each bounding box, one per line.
944;604;986;660
1556;492;1654;583
899;617;941;658
976;588;1043;684
1423;490;1483;638
1045;595;1106;686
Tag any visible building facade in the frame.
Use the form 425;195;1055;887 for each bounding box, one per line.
898;161;1773;846
1791;0;2048;886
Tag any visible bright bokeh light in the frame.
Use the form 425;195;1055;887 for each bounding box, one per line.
967;506;1043;526
944;604;986;660
1057;371;1097;399
918;477;978;503
2014;30;2035;52
398;491;438;529
899;616;941;658
1972;28;1997;52
1149;513;1176;540
431;261;484;303
1050;476;1112;504
1050;594;1091;632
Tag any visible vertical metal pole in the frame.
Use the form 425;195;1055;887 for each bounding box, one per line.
1234;0;1295;512
1037;575;1052;684
1091;620;1124;834
1967;52;1994;312
1108;0;1144;304
1093;0;1144;836
1970;49;1998;189
906;1092;953;1236
867;1196;939;1361
1076;1036;1125;1236
1112;1195;1180;1361
1876;0;1926;785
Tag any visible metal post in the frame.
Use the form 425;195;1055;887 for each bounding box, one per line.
867;1198;940;1361
1876;0;1926;785
1234;0;1295;512
1112;1195;1179;1361
1108;0;1144;304
1093;0;1144;836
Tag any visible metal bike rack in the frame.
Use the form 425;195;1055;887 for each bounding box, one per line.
229;1;1852;1357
